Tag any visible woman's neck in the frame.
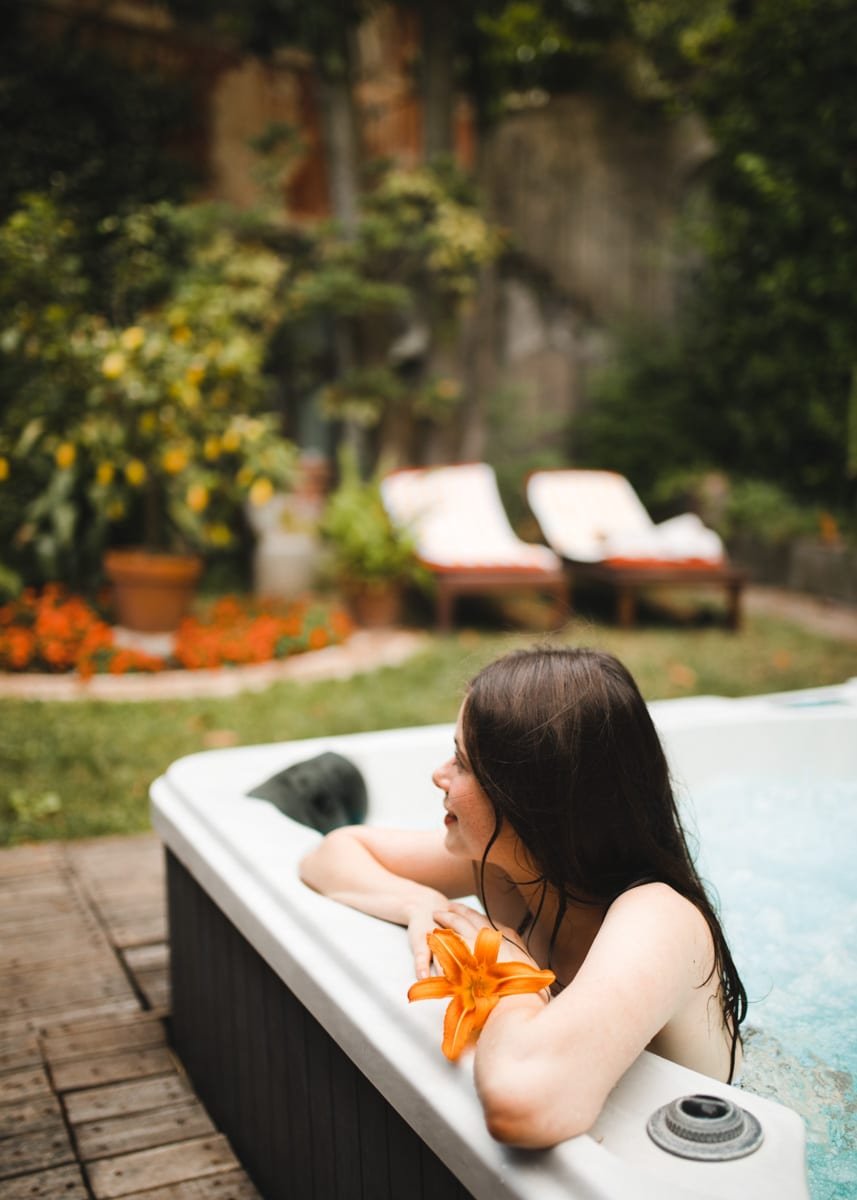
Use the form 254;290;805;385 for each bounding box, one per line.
515;877;607;981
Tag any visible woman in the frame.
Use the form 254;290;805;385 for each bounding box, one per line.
299;646;746;1148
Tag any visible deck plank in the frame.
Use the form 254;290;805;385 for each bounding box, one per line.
0;1067;53;1105
0;1091;63;1137
0;1162;90;1199
0;1030;41;1073
0;834;261;1199
117;1169;262;1199
41;1011;167;1064
75;1097;216;1162
0;1121;76;1179
63;1073;196;1125
87;1134;240;1198
52;1045;177;1092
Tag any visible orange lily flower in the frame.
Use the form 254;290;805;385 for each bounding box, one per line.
408;927;555;1061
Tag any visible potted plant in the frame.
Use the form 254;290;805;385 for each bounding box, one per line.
0;201;299;631
320;449;426;627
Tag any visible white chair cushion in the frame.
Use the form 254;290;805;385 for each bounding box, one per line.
527;470;724;564
382;464;561;572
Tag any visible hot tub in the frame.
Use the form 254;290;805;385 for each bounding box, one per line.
150;680;857;1200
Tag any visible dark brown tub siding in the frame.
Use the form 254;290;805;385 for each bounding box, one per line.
166;851;475;1200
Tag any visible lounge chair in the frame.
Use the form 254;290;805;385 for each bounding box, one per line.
526;469;745;629
381;463;569;630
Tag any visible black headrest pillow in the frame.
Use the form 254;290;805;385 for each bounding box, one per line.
247;751;368;834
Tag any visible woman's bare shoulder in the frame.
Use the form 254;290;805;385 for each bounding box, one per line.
598;882;714;983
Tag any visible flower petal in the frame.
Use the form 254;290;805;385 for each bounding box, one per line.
427;927;474;984
408;976;454;1002
473;926;503;965
490;966;556;996
468;994;500;1039
441;993;478;1061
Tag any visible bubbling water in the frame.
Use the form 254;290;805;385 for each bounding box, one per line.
683;775;857;1200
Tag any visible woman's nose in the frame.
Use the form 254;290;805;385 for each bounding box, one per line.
432;757;453;790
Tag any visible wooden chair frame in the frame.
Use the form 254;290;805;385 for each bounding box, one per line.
562;559;745;629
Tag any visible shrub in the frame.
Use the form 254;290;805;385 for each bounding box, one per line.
0;198;298;585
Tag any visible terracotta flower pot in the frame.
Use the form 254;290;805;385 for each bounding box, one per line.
343;580;404;629
103;549;203;633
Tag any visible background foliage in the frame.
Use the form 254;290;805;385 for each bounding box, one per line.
2;0;855;591
579;0;857;519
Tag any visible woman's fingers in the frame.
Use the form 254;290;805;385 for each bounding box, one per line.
434;901;483;925
408;913;438;979
432;906;536;964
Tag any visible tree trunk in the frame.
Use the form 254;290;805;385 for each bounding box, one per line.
316;34;361;235
421;0;456;161
316;28;365;463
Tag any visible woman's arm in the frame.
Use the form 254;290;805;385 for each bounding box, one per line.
299;826;476;977
436;885;714;1148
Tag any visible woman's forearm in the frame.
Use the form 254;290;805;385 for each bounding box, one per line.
474;994;599;1147
299;827;448;927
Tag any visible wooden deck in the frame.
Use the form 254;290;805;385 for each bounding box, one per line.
0;833;262;1199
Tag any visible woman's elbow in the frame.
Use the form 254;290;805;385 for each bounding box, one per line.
478;1072;600;1148
298;826;353;890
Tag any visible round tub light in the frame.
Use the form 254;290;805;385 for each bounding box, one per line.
647;1093;764;1161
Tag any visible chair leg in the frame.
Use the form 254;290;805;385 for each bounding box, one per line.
552;580;571;627
616;587;636;629
726;581;743;631
436;583;454;632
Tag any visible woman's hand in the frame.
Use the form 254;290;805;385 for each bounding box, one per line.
405;901;448;979
431;900;540;970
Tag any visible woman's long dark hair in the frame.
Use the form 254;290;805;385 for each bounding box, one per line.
462;646;747;1080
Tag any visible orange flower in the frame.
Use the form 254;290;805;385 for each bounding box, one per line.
0;588;351;675
308;626;328;650
408;927;555;1062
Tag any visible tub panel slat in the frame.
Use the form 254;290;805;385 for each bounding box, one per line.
421;1141;473;1200
233;915;266;1187
262;965;289;1193
385;1101;427;1198
356;1073;390;1200
328;1030;363;1199
281;980;315;1198
305;1009;339;1199
166;852;475;1200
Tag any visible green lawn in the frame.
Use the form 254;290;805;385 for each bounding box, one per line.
2;605;856;847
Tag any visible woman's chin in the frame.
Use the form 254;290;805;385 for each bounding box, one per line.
443;821;465;854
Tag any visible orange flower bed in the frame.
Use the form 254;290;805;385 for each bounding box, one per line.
0;586;353;679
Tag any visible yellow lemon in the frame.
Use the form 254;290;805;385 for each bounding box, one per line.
55;443;76;470
101;351;127;380
162;447;189;474
203;436;221;461
222;429;241;453
186;363;205;386
120;326;145;351
181;383;200;410
125;459;147;486
96;462;115;486
206;523;233;547
187;483;209;513
171;324;192;345
249;477;274;507
0;457;9;482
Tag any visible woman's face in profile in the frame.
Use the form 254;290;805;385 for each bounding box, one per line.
433;704;517;867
